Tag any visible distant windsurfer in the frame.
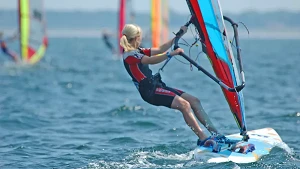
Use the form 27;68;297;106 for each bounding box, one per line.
120;24;228;146
0;32;19;62
101;29;117;54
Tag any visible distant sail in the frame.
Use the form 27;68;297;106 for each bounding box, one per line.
118;0;136;54
118;0;125;54
126;0;135;24
151;0;161;48
18;0;48;64
151;0;169;48
161;0;169;43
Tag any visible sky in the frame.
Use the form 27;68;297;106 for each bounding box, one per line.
0;0;299;14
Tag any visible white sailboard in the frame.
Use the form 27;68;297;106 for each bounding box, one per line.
194;128;283;163
171;0;288;164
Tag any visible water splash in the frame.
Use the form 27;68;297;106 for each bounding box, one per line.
82;150;201;169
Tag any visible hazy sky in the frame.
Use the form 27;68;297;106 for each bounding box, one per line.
0;0;299;14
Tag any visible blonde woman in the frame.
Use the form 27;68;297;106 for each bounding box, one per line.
120;24;225;146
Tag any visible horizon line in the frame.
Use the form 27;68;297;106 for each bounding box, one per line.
1;8;300;15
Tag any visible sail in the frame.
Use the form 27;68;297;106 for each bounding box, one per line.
151;0;161;48
118;0;126;54
126;0;135;24
151;0;169;48
186;0;247;134
18;0;48;64
118;0;135;54
161;0;169;43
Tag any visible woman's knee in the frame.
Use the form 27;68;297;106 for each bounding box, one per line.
177;99;191;112
188;96;201;106
181;93;201;105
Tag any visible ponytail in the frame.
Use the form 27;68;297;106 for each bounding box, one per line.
119;24;142;52
120;35;135;52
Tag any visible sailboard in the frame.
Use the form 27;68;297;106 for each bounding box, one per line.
194;128;283;163
18;0;48;65
164;0;285;163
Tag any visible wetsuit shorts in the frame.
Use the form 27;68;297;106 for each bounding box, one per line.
138;75;184;108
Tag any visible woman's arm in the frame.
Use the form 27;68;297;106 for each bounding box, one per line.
141;48;184;65
150;38;174;56
141;53;169;65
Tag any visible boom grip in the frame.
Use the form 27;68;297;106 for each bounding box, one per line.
173;17;194;50
175;29;184;37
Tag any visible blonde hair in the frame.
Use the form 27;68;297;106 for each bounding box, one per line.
120;24;141;52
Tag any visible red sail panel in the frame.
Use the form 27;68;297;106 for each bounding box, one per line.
118;0;126;54
187;0;245;132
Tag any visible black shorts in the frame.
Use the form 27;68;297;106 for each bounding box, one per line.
150;86;184;108
138;79;184;108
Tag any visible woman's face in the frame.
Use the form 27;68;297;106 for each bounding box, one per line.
136;32;142;47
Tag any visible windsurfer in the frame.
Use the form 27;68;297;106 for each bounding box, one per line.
120;24;226;145
101;29;117;54
0;31;19;62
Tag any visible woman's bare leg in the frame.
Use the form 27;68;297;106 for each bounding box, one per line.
171;95;208;140
180;93;219;135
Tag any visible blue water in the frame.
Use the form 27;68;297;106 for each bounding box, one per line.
0;38;299;169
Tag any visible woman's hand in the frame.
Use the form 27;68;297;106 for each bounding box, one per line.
170;48;184;56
